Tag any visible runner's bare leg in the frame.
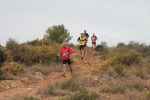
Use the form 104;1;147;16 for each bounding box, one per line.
69;65;73;75
62;64;66;76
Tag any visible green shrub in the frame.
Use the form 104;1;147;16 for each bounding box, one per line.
116;42;126;48
4;62;21;75
37;84;55;96
27;38;53;46
20;44;38;66
100;82;145;94
29;65;43;72
38;84;70;97
68;88;99;100
128;41;150;58
125;82;145;91
30;65;48;74
12;95;40;100
133;68;145;79
44;24;72;44
110;86;125;94
6;38;21;62
95;45;104;52
6;38;61;66
146;93;150;100
20;43;61;66
36;44;61;64
27;39;39;46
100;86;125;94
0;45;6;67
100;88;110;93
0;46;6;80
47;85;55;95
113;64;124;76
108;49;141;66
59;98;66;100
60;77;80;92
89;92;100;99
22;96;40;100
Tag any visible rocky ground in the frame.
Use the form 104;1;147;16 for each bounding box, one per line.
0;50;101;100
0;49;150;100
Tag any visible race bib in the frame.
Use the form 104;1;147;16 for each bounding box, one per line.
63;52;69;57
79;41;85;45
92;37;95;40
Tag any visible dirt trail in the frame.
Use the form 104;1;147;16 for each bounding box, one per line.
0;50;97;100
0;73;69;100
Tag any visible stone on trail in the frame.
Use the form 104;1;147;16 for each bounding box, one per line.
35;72;44;80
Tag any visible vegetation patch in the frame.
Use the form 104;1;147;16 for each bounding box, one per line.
0;45;6;80
59;77;80;92
6;38;61;66
67;88;99;100
100;86;125;94
125;82;145;91
38;84;70;96
12;95;40;100
4;62;21;75
133;68;145;79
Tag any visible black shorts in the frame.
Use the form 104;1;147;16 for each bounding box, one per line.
79;45;85;50
92;42;96;45
62;59;71;65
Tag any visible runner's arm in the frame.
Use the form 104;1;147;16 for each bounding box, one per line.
77;37;80;42
59;49;63;56
86;33;89;38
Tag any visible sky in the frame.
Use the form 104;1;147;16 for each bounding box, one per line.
0;0;150;47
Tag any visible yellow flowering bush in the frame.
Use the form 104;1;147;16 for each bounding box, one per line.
4;62;21;75
6;38;62;66
36;43;61;64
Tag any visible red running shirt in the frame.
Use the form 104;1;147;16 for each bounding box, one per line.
59;47;73;60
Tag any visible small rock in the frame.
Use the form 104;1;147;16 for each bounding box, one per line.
106;95;110;99
35;72;44;80
10;80;23;88
92;76;98;81
22;77;30;82
26;88;33;92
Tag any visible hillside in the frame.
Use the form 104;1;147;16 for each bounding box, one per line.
0;49;98;100
0;46;150;100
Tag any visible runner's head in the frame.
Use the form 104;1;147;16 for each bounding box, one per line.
62;42;67;48
93;33;95;36
81;33;84;37
84;30;86;33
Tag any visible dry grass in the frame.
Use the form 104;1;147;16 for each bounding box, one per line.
29;64;62;75
65;88;100;100
8;63;63;83
100;86;125;94
37;84;70;97
3;45;150;100
11;94;40;100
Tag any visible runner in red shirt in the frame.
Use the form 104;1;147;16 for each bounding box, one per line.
58;42;73;77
